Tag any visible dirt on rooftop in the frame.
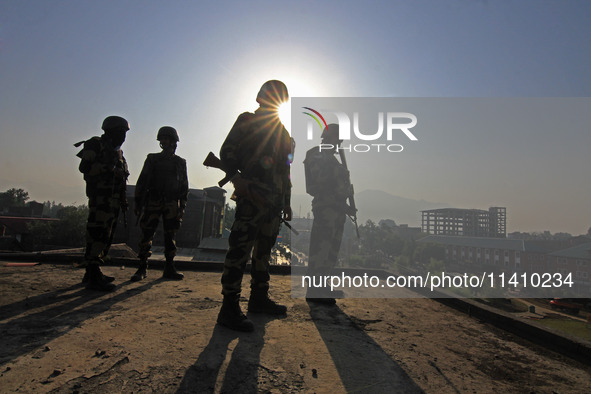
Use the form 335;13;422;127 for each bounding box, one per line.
0;262;590;393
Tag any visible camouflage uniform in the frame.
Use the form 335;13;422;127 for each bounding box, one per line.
78;135;129;263
304;146;351;285
219;107;292;296
135;151;188;262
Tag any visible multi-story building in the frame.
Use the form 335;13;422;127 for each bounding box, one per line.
421;207;506;238
547;242;591;294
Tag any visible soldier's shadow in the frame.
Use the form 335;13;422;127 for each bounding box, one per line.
0;279;158;367
0;282;83;322
177;314;278;394
308;301;424;393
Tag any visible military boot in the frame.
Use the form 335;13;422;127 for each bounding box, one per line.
248;287;287;315
130;260;148;282
162;259;184;280
217;294;254;332
85;264;116;292
81;261;114;284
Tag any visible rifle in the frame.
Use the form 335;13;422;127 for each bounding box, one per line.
203;152;235;187
338;149;360;238
203;151;299;235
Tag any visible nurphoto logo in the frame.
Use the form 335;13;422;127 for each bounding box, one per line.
301;106;418;153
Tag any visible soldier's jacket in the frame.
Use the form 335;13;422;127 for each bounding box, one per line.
77;136;129;198
134;151;189;208
220;107;292;209
304;147;351;210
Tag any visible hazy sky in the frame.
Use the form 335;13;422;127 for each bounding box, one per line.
1;1;590;234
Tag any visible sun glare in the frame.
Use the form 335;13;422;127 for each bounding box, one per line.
277;77;321;133
278;101;291;132
248;70;323;133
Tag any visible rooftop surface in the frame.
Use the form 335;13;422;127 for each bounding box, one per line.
1;261;590;393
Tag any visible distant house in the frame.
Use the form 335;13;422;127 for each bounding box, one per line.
1;201;45;218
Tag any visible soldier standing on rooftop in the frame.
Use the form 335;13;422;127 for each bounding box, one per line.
132;126;188;281
216;80;293;332
76;115;130;291
304;124;356;304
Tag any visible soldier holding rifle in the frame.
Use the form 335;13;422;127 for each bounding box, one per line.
213;80;293;332
304;123;357;304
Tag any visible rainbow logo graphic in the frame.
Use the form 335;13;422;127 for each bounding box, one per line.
302;107;328;132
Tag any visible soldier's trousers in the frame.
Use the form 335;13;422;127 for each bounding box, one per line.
85;194;120;262
307;204;346;276
221;198;281;296
138;199;181;261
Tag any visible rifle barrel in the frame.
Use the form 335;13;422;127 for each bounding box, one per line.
338;149;360;238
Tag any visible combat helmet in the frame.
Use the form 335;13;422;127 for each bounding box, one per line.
256;80;289;107
157;126;179;142
102;116;130;132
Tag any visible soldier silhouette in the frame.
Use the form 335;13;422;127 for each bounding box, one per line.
76;115;130;291
132;126;188;281
216;80;293;331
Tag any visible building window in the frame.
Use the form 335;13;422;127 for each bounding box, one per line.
576;260;588;267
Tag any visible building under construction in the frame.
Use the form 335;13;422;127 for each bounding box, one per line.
421;207;506;238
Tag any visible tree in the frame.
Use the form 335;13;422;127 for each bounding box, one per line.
0;188;29;209
42;200;66;218
53;205;88;246
357;220;404;258
26;204;88;249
